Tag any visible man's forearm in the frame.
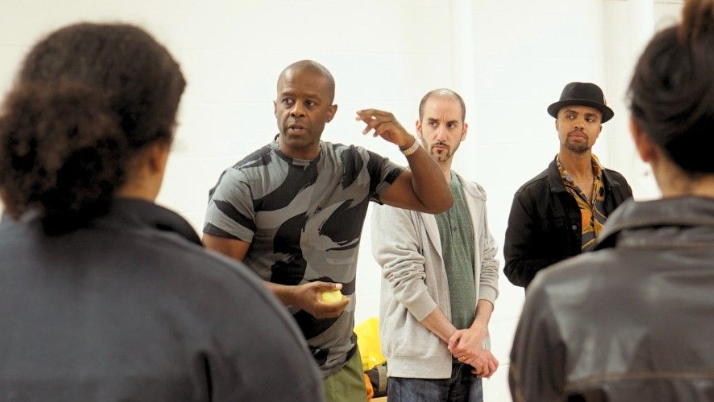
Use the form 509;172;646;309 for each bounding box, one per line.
265;281;295;306
420;308;458;343
404;138;452;212
472;299;494;331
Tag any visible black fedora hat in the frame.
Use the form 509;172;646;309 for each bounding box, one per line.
547;82;614;123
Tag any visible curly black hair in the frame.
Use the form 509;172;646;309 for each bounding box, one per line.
0;23;185;232
628;0;714;174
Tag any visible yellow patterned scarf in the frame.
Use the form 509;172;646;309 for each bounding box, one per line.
557;155;607;251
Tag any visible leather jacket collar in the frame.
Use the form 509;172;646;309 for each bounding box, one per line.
597;196;714;250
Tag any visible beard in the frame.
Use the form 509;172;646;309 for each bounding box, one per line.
424;140;456;162
564;131;590;153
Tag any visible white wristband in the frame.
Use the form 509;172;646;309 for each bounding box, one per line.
400;138;420;156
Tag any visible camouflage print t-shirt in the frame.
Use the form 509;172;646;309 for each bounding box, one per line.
203;139;404;376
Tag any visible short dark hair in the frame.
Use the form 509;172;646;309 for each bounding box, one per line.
418;89;466;122
278;60;335;103
0;23;185;232
628;0;714;174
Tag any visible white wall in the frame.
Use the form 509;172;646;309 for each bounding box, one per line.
0;1;684;401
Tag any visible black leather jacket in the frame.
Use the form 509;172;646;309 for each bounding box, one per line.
504;156;632;288
509;197;714;402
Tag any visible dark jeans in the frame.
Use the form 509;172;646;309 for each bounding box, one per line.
388;362;483;402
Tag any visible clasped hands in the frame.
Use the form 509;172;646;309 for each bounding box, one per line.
448;327;499;378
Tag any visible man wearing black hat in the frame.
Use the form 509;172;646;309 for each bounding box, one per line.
503;82;632;289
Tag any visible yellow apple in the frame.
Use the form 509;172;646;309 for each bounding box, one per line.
321;289;344;304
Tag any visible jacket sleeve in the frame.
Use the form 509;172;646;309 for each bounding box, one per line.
509;279;566;402
503;191;561;288
478;202;499;304
371;204;438;321
204;258;325;402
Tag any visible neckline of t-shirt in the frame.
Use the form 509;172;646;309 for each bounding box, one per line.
270;138;322;167
449;170;462;188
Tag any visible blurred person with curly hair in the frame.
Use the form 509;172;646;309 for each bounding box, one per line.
0;23;323;402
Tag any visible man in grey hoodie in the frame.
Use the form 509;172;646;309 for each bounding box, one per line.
371;89;500;402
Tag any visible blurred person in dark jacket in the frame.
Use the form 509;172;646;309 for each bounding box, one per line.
0;22;323;402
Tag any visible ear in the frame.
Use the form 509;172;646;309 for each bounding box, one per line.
415;119;423;139
147;140;171;175
555;119;559;131
273;100;278;116
629;115;656;163
461;122;469;141
326;104;338;123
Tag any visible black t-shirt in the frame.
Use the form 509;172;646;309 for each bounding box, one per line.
0;199;323;401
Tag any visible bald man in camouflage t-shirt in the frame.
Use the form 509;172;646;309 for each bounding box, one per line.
203;60;452;402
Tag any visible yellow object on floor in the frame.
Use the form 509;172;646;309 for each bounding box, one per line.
354;317;386;371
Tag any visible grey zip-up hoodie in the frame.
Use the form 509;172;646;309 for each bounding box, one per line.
371;173;499;379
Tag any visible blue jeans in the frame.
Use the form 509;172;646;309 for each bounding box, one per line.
388;362;483;402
